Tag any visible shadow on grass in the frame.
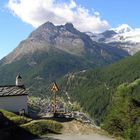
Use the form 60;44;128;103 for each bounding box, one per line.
0;111;39;140
46;117;74;123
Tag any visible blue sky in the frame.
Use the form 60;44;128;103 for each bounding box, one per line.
76;0;140;28
0;0;139;59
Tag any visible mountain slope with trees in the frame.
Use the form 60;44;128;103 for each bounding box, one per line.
103;78;140;140
59;51;140;127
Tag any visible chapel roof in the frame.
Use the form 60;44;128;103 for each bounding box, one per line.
0;85;28;97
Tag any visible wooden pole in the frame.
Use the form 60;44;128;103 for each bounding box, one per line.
50;82;59;115
53;92;56;113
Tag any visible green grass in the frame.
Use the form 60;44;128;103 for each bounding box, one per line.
10;116;32;125
0;109;62;136
0;109;18;117
21;119;63;136
0;109;32;125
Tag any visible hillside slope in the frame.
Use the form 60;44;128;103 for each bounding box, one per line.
103;79;140;140
59;51;140;125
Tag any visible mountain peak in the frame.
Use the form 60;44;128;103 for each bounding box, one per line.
65;22;74;29
114;24;133;34
2;21;128;65
40;21;55;29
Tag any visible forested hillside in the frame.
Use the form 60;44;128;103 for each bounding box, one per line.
59;51;140;128
103;79;140;140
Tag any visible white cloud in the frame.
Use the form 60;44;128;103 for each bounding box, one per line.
7;0;110;32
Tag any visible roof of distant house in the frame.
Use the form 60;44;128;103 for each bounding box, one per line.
0;85;28;97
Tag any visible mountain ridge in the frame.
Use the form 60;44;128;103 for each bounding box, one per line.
87;24;140;55
1;22;128;65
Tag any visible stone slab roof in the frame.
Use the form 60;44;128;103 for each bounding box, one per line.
0;85;28;97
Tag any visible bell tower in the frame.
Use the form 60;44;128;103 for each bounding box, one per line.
16;74;23;86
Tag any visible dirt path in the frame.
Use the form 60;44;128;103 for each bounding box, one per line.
35;120;116;140
46;134;115;140
60;120;99;134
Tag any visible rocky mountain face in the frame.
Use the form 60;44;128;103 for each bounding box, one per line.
1;22;128;65
87;24;140;55
0;22;128;95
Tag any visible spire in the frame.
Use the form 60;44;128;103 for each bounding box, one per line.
16;74;23;86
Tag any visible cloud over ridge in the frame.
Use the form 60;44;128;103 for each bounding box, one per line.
7;0;110;32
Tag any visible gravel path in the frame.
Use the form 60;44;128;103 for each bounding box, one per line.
39;134;115;140
34;120;116;140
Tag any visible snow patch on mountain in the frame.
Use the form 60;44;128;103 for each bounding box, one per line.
109;25;140;44
86;24;140;55
113;24;133;34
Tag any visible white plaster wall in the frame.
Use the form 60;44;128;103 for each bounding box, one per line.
0;95;28;114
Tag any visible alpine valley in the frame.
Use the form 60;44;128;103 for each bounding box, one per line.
1;21;140;139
